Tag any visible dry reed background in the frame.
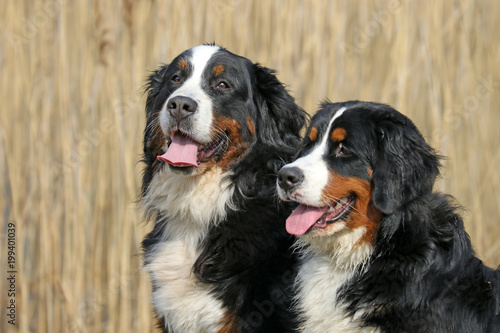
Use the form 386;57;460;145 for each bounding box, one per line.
1;0;499;332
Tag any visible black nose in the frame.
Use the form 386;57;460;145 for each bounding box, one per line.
167;96;198;123
278;166;304;191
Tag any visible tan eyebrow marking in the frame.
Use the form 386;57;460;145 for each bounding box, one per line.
331;128;347;142
178;59;188;70
212;65;225;77
309;127;318;141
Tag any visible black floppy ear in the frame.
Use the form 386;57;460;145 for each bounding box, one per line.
372;110;441;214
144;64;169;120
143;64;169;159
252;65;307;152
230;65;306;197
141;64;169;195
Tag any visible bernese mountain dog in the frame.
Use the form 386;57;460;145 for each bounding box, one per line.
140;45;306;332
277;101;500;333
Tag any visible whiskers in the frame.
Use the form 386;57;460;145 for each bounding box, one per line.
210;124;231;150
145;116;162;137
323;194;375;224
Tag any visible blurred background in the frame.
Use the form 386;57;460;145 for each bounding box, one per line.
1;0;499;331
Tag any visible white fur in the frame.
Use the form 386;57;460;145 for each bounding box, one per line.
142;166;235;331
295;244;379;333
159;45;220;142
278;107;348;206
142;167;235;233
296;226;372;269
146;239;226;332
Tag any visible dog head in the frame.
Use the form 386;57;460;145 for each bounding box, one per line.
277;101;440;259
142;44;306;197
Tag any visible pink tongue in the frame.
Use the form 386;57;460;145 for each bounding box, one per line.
286;205;329;235
157;133;199;167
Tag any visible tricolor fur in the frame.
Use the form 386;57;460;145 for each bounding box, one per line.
141;45;307;332
278;101;500;332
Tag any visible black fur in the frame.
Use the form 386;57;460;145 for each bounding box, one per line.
142;64;170;196
194;196;299;332
343;193;500;333
141;46;307;332
302;101;500;332
370;108;440;215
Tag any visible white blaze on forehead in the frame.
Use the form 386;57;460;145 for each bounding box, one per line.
179;45;220;95
160;45;221;142
284;107;348;206
168;45;219;107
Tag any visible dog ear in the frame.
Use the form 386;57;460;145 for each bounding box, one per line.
230;65;307;198
372;110;441;214
141;65;169;195
144;64;169;120
143;64;170;149
252;65;307;153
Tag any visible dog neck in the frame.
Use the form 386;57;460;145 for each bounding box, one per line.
142;167;236;240
296;226;374;270
295;248;378;333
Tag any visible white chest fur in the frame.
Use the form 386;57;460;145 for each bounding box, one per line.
142;167;236;332
142;167;235;227
296;253;379;333
145;238;225;332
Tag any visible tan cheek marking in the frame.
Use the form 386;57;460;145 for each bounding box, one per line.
331;127;347;142
178;59;188;70
247;116;255;137
212;64;225;77
321;171;371;205
321;171;381;246
208;116;247;171
309;127;318;141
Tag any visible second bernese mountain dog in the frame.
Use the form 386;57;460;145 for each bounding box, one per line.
140;45;306;332
277;101;500;333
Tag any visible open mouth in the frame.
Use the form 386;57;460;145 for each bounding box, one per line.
197;135;226;163
286;196;355;236
157;131;227;168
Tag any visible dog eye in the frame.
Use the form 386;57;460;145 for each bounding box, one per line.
171;75;181;83
216;81;229;89
335;143;350;157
